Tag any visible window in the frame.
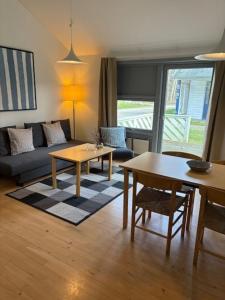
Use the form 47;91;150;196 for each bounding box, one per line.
117;100;154;130
117;59;214;155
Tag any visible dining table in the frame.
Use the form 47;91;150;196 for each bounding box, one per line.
120;151;225;229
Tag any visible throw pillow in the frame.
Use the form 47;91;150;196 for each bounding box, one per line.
0;126;16;156
42;122;67;147
51;119;72;141
100;127;127;148
24;122;46;148
7;128;35;156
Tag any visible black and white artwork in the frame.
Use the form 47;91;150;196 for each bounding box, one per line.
0;46;37;112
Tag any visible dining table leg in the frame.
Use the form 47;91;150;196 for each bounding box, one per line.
123;168;129;229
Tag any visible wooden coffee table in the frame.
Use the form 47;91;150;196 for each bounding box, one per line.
49;143;115;197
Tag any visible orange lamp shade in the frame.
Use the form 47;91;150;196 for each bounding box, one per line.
61;85;76;102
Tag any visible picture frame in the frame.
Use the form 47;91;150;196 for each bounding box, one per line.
0;45;37;112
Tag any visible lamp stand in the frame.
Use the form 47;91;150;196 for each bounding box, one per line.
72;99;76;140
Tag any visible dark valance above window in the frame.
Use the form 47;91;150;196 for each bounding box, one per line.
117;61;158;100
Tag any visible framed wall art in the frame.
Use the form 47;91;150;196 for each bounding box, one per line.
0;46;37;112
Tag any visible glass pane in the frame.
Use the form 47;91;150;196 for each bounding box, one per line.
161;67;214;156
117;100;154;130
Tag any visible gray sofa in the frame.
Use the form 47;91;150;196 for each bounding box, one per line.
0;140;83;185
0;121;134;186
0;120;84;185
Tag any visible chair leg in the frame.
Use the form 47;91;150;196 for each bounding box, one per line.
142;209;146;224
166;214;173;256
186;190;195;231
147;210;151;219
181;200;188;238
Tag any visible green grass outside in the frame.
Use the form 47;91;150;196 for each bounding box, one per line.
165;108;176;114
189;126;206;145
117;100;151;109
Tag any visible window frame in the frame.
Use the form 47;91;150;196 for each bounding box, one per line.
117;58;215;152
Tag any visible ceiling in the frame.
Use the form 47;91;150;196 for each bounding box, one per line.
19;0;225;57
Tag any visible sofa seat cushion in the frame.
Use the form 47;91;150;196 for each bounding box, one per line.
0;140;83;177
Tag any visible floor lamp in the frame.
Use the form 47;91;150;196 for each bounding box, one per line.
62;85;76;140
71;99;76;140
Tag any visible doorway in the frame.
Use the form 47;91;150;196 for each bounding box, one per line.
159;66;214;156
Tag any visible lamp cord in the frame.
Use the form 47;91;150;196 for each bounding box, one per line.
70;0;73;48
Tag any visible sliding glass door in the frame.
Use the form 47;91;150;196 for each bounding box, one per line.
159;65;214;156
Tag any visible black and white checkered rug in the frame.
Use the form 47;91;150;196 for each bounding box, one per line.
7;165;131;226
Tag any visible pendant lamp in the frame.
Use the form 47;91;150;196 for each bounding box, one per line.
57;1;82;64
195;28;225;61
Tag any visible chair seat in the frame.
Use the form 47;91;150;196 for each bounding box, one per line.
102;147;134;161
205;203;225;234
136;187;188;216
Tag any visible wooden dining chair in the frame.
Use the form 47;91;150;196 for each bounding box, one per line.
193;186;225;265
131;171;189;256
162;151;202;231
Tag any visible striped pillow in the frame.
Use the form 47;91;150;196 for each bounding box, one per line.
7;128;35;155
100;127;126;148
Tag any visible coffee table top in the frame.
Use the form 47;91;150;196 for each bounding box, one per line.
49;143;115;163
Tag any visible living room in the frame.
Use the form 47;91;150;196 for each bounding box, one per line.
0;0;225;299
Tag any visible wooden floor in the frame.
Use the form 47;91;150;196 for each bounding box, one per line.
0;175;225;300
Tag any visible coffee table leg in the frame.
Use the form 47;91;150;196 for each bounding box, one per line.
123;168;129;229
108;152;112;181
52;157;57;189
86;161;90;174
76;162;81;197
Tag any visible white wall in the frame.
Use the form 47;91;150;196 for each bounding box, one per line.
72;55;102;142
0;0;72;128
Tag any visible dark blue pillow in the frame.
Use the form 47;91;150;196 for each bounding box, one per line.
24;122;46;148
0;126;16;156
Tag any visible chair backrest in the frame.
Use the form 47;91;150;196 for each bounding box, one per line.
133;171;183;193
212;160;225;165
199;186;225;207
162;151;201;160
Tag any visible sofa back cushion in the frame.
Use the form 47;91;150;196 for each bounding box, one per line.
0;126;16;156
7;128;35;155
42;122;67;147
52;119;71;141
24;122;46;148
100;127;127;148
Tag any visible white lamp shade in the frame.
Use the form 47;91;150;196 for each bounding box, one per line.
57;46;82;64
195;29;225;61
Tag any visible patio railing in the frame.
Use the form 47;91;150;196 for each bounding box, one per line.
118;114;191;143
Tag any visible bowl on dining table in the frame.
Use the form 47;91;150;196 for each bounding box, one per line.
186;160;212;173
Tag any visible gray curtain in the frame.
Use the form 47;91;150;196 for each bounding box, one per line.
204;62;225;161
98;57;117;127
